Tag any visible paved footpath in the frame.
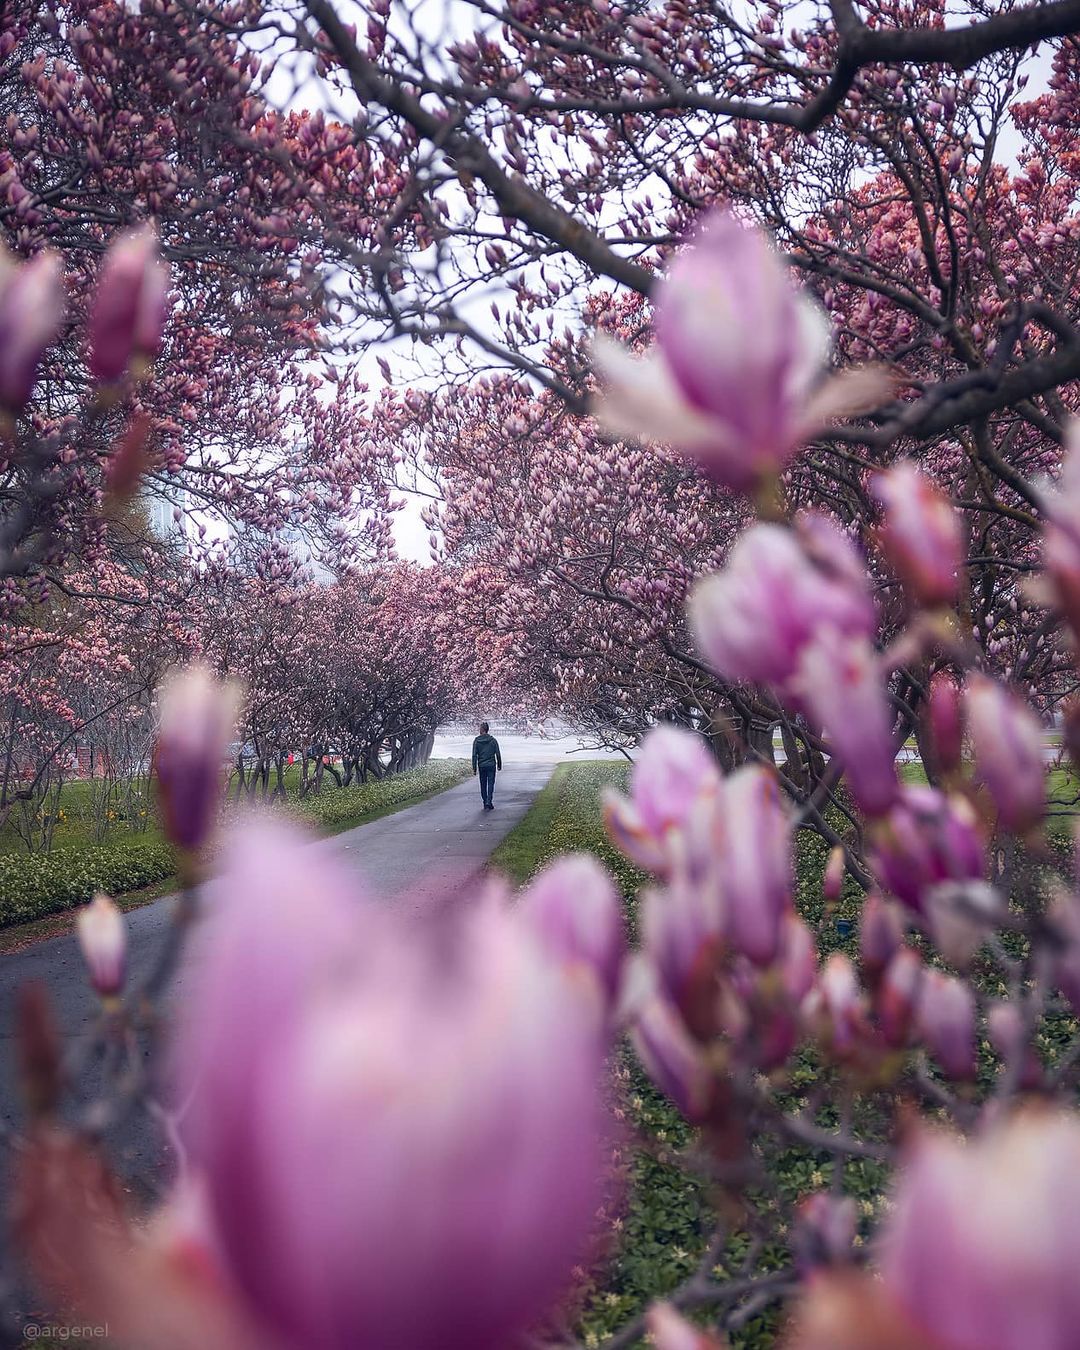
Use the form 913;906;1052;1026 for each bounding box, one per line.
0;762;554;1145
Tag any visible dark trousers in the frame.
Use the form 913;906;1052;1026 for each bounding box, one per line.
478;763;496;806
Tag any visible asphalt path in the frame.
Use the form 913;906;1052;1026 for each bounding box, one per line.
0;760;555;1162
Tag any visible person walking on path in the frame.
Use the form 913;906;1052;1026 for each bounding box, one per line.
471;721;502;810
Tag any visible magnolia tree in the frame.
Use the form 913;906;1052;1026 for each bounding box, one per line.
10;5;1080;1350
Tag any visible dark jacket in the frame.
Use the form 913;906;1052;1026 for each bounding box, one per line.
472;734;502;771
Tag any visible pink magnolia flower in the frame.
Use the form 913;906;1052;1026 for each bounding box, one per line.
965;675;1045;833
153;665;240;853
794;1192;858;1273
927;672;964;779
859;892;905;979
873;462;963;606
74;893;126;998
1041;422;1080;636
646;1302;725;1349
603;725;721;875
641;873;724;1030
0;246;65;412
174;822;610;1350
592;209;889;493
796;631;899;817
716;764;793;966
871;786;985;913
880;1111;1080;1350
806;953;868;1058
520;852;626;1005
915;970;976;1081
876;946;922;1048
89;224;170;385
823;845;845;906
631;992;716;1123
689;516;875;695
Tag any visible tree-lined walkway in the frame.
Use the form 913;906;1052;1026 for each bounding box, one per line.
0;763;554;1144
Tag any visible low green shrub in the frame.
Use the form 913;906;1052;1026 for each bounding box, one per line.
0;839;176;927
285;759;470;832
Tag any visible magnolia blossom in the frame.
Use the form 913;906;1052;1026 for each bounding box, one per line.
689;516;875;695
823;845;845;906
871;787;985;913
873;462;963;606
153;665;240;853
0;246;65;412
807;954;868;1058
631;991;716;1123
602;724;722;875
794;1192;857;1273
915;971;976;1081
89;225;170;385
859;892;905;978
717;765;793;965
592;209;888;493
876;947;922;1048
927;672;964;778
880;1112;1080;1350
1041;422;1080;637
646;1303;725;1349
797;631;899;817
641;875;724;1028
174;822;611;1350
519;852;626;1005
965;675;1045;833
74;893;126;998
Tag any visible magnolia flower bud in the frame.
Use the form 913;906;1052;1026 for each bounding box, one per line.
965;675;1045;834
795;1192;857;1273
871;787;985;913
593;209;889;495
74;893;126;999
916;970;976;1081
876;947;921;1047
926;672;964;779
0;247;65;412
631;994;716;1123
718;764;792;966
823;846;845;908
89;224;170;385
646;1303;725;1349
603;725;721;876
689;519;875;696
520;852;626;1006
859;892;904;979
873;462;963;606
796;632;899;818
154;665;240;853
880;1111;1080;1350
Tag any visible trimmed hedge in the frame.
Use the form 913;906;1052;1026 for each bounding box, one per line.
0;839;176;927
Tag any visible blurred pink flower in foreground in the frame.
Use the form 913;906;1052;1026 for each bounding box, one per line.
602;724;721;875
796;631;899;817
1041;422;1080;637
646;1302;726;1348
0;246;65;413
89;224;170;385
871;786;985;913
965;674;1045;834
689;516;875;696
880;1111;1080;1350
519;851;626;1005
74;893;126;999
592;209;889;493
873;462;963;607
153;665;240;854
172;820;612;1350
